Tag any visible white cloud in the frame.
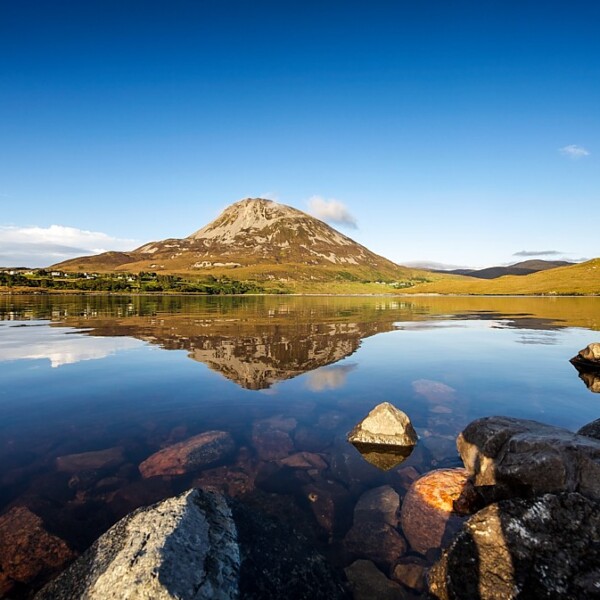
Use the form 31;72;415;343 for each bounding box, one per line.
559;145;590;159
307;196;357;228
0;224;140;267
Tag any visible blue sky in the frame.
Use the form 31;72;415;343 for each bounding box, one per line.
1;1;598;268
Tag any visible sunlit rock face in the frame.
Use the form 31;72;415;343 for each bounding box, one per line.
428;492;600;600
400;468;475;555
348;403;418;447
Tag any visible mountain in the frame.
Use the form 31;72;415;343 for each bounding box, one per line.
434;259;574;279
51;198;440;288
404;258;600;295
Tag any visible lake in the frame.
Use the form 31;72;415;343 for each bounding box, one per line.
1;294;599;597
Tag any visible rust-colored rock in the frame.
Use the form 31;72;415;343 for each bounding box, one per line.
278;452;327;470
139;430;235;478
0;506;76;596
400;468;474;555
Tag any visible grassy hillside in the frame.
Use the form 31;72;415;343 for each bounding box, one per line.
406;258;600;296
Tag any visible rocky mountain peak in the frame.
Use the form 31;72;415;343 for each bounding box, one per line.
187;198;310;242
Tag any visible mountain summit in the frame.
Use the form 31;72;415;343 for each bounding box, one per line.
52;198;418;284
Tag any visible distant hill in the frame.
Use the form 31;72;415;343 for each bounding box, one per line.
407;259;600;295
434;259;574;279
51;198;447;291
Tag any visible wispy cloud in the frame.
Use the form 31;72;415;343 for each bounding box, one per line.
513;250;562;257
307;196;357;228
260;191;280;201
0;224;140;267
559;145;590;159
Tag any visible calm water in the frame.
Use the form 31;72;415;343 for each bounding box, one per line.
1;294;599;596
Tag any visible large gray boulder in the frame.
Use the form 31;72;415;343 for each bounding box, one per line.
457;416;600;501
578;418;600;441
35;489;346;600
428;492;600;600
35;489;239;600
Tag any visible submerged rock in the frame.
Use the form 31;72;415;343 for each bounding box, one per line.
345;560;407;600
139;431;235;478
390;556;427;593
36;488;347;600
0;506;76;597
578;418;600;441
457;416;600;501
428;492;600;600
344;485;406;568
348;402;417;447
56;447;125;473
400;468;475;555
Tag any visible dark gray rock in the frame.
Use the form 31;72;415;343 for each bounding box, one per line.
343;521;406;569
578;418;600;441
428;492;600;600
458;416;600;501
36;488;347;600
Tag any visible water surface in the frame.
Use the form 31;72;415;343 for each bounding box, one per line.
1;294;599;596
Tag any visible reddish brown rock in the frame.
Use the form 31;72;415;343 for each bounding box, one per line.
400;468;474;555
0;506;76;596
251;419;294;461
139;431;235;478
278;452;327;470
56;446;125;473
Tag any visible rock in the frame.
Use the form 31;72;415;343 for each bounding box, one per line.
400;468;474;555
0;506;76;597
348;402;418;447
251;419;294;461
56;447;125;473
457;416;600;501
428;492;600;600
343;520;406;569
345;560;407;600
579;342;600;362
353;485;400;527
578;418;600;440
35;489;239;600
390;557;427;593
302;479;354;536
279;452;328;470
37;488;347;600
343;485;405;568
139;431;235;478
